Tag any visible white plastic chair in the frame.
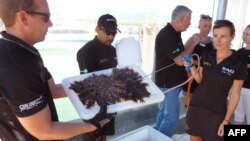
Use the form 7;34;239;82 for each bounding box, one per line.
115;37;142;67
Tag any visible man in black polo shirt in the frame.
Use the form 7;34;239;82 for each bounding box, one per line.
0;0;112;140
77;14;120;141
77;14;120;74
154;5;196;137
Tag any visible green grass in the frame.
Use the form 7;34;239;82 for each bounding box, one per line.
54;98;80;121
37;41;83;122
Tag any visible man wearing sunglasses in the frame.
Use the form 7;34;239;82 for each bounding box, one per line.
0;0;114;141
77;14;120;74
76;13;120;141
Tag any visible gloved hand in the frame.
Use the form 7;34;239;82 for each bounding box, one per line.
85;104;116;129
84;104;116;141
182;55;192;71
100;113;116;135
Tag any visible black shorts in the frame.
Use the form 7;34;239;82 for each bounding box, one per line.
185;106;224;141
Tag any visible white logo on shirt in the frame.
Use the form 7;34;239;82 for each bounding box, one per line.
106;18;116;22
199;43;206;47
222;67;235;76
19;95;44;112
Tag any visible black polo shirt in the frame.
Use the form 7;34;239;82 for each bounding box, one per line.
76;35;117;138
155;23;187;88
192;37;214;58
236;48;250;88
182;38;214;92
0;31;58;141
190;50;247;114
77;36;117;74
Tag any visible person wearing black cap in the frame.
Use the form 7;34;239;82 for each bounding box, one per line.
77;14;119;141
77;14;120;74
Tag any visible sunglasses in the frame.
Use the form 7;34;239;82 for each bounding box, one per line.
100;27;117;36
25;11;51;22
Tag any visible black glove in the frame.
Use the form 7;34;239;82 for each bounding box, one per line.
85;105;116;129
101;115;116;135
96;104;116;136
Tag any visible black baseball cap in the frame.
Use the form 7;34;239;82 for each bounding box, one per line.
97;14;121;32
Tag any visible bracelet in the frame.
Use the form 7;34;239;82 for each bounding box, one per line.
223;119;230;125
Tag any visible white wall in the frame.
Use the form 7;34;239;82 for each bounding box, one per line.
226;0;249;49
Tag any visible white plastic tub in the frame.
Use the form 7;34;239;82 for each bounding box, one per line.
61;65;164;119
110;125;172;141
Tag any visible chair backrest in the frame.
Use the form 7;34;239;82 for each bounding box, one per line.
115;37;142;67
